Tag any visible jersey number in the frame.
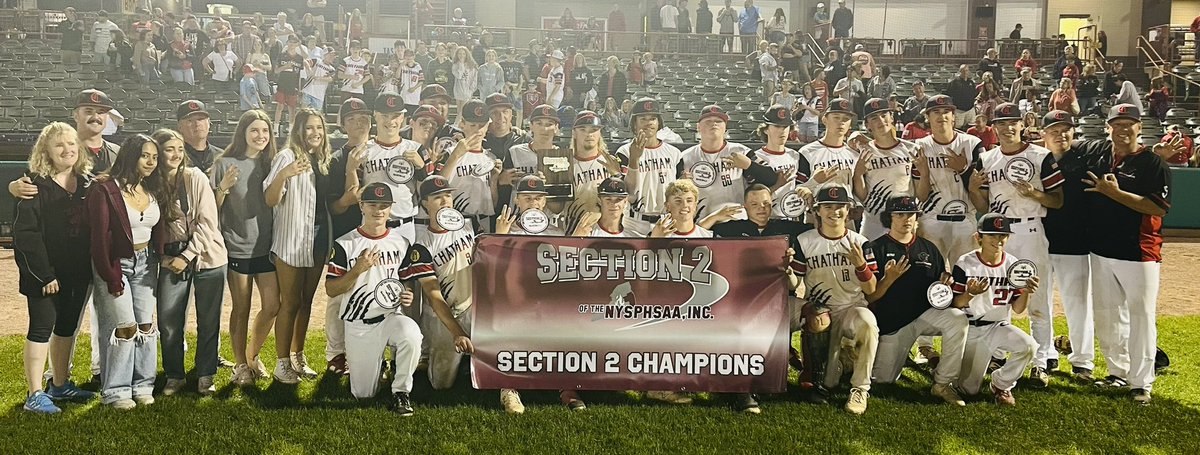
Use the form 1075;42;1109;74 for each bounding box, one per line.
842;269;851;282
992;289;1019;306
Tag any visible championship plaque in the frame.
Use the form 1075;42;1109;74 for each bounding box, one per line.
536;145;574;200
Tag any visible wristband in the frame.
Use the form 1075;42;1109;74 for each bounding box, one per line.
855;267;873;283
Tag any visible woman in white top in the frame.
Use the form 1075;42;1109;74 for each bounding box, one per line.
203;41;239;86
452;46;479;114
247;38;273;99
264;108;333;384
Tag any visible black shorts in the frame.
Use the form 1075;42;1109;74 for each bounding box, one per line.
228;255;276;275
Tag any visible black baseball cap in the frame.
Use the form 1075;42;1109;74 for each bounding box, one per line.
764;104;792;126
339;97;371;120
420;84;452;102
175;99;209;120
484;92;513;110
863;97;890;119
977;213;1012;235
529;104;559;123
698;104;730;122
573;110;602;128
75;89;114;112
418;175;454;199
814;185;853;205
923;94;955;113
825;98;856;117
629;97;663;129
1042;110;1076;129
373;92;407;114
1107;103;1141;124
885;196;921;213
411;104;445;126
597;176;628;196
514;175;548;194
361;182;394;203
989;103;1022;125
460;99;488;123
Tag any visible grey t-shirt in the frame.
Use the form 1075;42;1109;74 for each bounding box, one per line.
211;155;274;258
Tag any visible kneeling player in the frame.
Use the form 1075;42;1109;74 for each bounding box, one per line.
951;213;1041;406
326;183;433;416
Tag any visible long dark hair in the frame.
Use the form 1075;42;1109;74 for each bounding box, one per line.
105;133;168;206
152;128;188;224
217;109;276;162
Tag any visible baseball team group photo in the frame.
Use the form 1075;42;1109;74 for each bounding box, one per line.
0;0;1198;453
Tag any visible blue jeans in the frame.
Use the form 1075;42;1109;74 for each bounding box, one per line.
158;265;227;380
93;249;159;404
301;94;324;111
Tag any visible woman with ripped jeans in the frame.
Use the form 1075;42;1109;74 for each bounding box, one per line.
87;134;168;410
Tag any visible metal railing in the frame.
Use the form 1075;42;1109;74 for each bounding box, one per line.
1136;34;1200;102
879;38;1090;64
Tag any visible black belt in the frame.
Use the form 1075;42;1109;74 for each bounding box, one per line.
969;319;1000;327
361;314;386;325
1006;217;1037;224
629;211;662;223
936;214;966;222
386;216;415;228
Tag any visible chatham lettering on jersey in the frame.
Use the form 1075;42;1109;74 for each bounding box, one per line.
496;351;766;376
865;155;911;170
805;251;854;269
535;244;713;284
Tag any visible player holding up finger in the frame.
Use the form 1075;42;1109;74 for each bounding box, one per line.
851;98;918;240
438;99;499;232
501;105;558;208
751;105;807;221
648;179;712;239
951;213;1041;406
967;102;1063;387
619;98;683;236
572;177;634;237
355;93;427;240
326;183;433;416
797;98;860;193
680;105;777;219
495;175;566;236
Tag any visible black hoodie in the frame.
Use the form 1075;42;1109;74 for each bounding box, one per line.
13;174;92;297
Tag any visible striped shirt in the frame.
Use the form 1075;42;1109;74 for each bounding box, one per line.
265;148;320;267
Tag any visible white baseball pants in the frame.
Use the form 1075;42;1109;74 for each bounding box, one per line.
959;322;1036;395
917;217;976;350
422;307;473;390
824;306;880;391
1050;253;1094;370
1005;218;1055;369
1090;254;1159;391
874;307;969;385
344;314;423;399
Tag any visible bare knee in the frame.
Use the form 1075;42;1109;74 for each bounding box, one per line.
137;323;153;333
115;325;137;339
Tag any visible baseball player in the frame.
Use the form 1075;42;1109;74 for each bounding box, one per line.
495;175;566;236
326;183;432;416
502;104;558;208
568;110;624;206
680;105;777;219
790;184;879;415
648;179;713;239
572;177;635;237
437;99;500;233
1038;110;1095;381
866;196;968;406
406;104;447;153
852;98;918;240
968;102;1064;388
618;98;683;236
354;92;426;240
1073;104;1173;404
410;176;492;409
951;213;1041;406
797;98;860;192
402;84;462;142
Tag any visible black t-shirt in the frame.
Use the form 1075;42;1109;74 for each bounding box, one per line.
711;219;812;241
186;142;221;174
500;61;524;85
1044;148;1090;255
327;144;364;240
1075;140;1172;262
425;58;453;87
868;234;946;335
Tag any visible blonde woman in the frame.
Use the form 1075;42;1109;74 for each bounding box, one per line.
452;47;479;113
15;123;96;413
264;107;333;383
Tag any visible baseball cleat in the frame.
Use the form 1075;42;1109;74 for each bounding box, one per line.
804;385;830;405
917;346;941;369
789;347;804;372
162;378;187;397
326;354;349;376
1155;348;1170;373
391;392;415;416
500;388;526;414
1131;388;1152;405
1072;367;1094;383
733;393;761;414
645;390;693;405
46;380;97;401
1029;367;1049;388
845;387;869;415
1093;375;1129;389
931;383;965;406
23;391;62;414
1053;335;1072;355
273;358;301;384
560;390;587;411
218;356;236;368
991;385;1016;406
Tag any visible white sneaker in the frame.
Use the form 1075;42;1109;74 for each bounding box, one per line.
500;388;526;414
110;398;136;410
198;376;216;396
252;356;269;378
845;387;869;415
162;378;186;396
134;395;155;406
645;390;694;405
931;383;965;406
231;364;256;386
291;352;318;379
273;358;301;384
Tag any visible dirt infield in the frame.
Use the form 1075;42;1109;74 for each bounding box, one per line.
0;242;1197;336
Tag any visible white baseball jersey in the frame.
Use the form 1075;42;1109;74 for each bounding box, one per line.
664;225;713;238
327;228;436;321
414;224;476;317
790;229;877;312
978;143;1063;217
587;225;635;237
860;140;917;216
797;141;858;191
681;142;753;219
617;141;683;216
446;150;498;216
508;212;567;236
546;66;566;107
914;133;983;219
506;143;542;175
398;62;424;105
341;56;369;94
571;152;620;203
952;251;1025;323
360;139;424;220
753;147;807;219
301;61;335;99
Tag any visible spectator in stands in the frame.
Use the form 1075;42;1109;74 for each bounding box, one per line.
739;0;763;53
182;18;210;66
414;0;435;38
780;32;807;83
772;78;797;108
111;30;134;77
948;64;977;129
559;8;578;30
453;47;480;112
1111;73;1143;114
300;49;336;111
718;0;738;53
760;43;781;102
1054;47;1082;82
902;113;930;140
834;62;866;117
348;9;366;43
850;44;876;79
203;41;240;92
643;52;659;85
134;31;161;83
696;1;714;35
1014;49;1037;73
765;8;787;44
869;65;894;100
1158;125;1194;167
1008;67;1040;103
1049;78;1079;115
1147;78;1171;121
1009;24;1022;39
628;53;645;87
831;0;853;38
297;13;317;42
91;11;120;68
568;54;596;108
521;82;545;126
428;44;455;99
602;97;628;133
679;1;693;34
451;7;468;26
659;0;680;52
901;80;928;124
809;69;829;109
61;19;84;67
273;13;296;47
247;39;273;100
596;56;628;106
474;32;494;64
825;48;847;88
795;83;821;142
1103;59;1124;98
478;50;505;105
540;50;567;109
974;73;1003;123
341;43;372;97
210;19;235;50
813;2;830;41
1018;89;1040;116
977;48;1003;83
167;28;195;86
966;114;997;149
1077;64;1100;116
275;36;307;134
232;22;259;64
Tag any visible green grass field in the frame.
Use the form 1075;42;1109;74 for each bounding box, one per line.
1;317;1197;454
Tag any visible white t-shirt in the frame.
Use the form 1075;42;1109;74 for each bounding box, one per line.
660;5;680;29
342;56;370;94
301;60;335;99
273;22;295;46
206;51;239;82
759;53;778;83
797;97;820;123
546;66;566;108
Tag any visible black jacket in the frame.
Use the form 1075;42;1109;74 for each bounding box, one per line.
14;174;92;297
696;8;713;34
596;69;628;105
947;77;978;111
976;58;1002;82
